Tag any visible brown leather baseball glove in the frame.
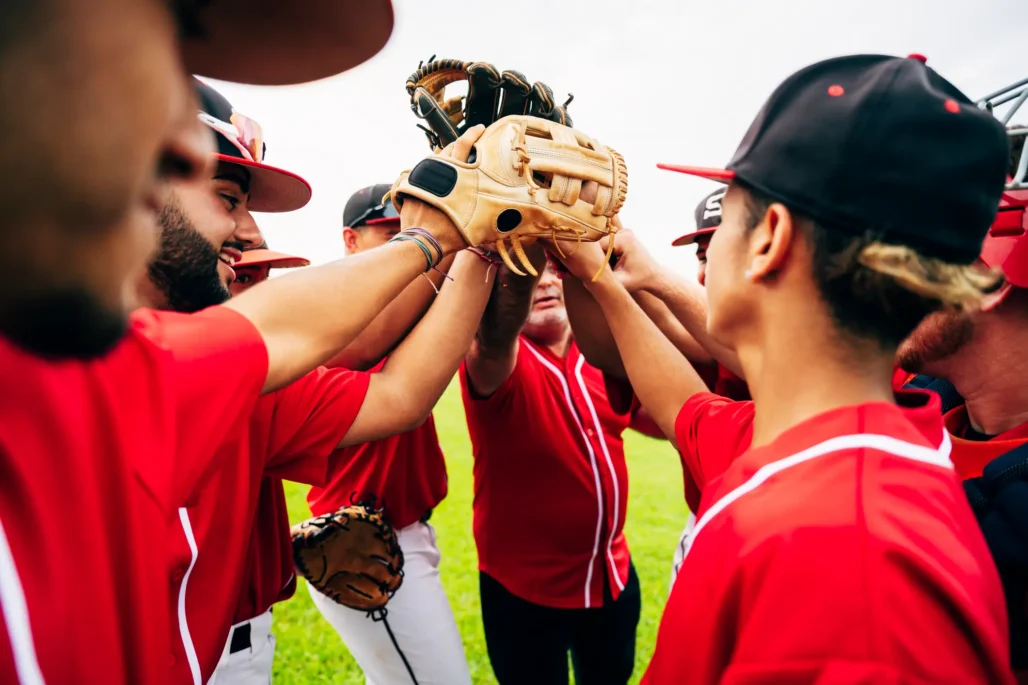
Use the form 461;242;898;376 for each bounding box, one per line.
391;116;627;280
406;57;572;152
290;504;404;612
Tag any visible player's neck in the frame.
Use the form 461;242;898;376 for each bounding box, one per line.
741;326;896;450
937;323;1028;436
526;324;572;358
133;273;168;311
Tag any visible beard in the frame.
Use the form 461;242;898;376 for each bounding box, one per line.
896;308;975;374
2;288;128;359
148;198;232;314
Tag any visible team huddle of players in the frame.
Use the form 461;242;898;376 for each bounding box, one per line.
2;2;1028;685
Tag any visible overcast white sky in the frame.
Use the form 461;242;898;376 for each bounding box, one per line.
208;0;1028;279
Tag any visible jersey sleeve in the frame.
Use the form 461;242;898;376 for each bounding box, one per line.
136;307;269;506
262;366;371;485
674;393;754;494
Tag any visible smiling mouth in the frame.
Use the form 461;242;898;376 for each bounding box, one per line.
218;247;242;268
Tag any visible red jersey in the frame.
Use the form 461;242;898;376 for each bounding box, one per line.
169;366;369;683
231;477;294;624
308;361;446;530
0;307;267;685
946;404;1028;479
642;391;1012;684
460;338;632;609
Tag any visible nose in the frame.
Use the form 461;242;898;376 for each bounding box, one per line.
233;209;264;249
539;265;561;288
697;262;707;287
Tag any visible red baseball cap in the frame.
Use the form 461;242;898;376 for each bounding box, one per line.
236;248;310;269
980;189;1028;287
195;79;312;213
180;0;394;87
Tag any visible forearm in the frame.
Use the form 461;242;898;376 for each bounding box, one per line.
381;253;494;421
563;274;626;378
226;240;438;393
588;272;709;444
645;269;742;377
326;254;455;371
635;292;713;365
476;270;539;352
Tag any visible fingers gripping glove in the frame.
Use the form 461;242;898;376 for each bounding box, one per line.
290;504;404;613
406;58;573;151
391;116;627;280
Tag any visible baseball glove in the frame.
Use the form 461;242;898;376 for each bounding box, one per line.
391;115;627;280
406;57;572;152
290;504;404;613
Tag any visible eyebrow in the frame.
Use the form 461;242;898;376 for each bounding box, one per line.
214;167;251;195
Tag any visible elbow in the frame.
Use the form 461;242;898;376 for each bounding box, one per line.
392;394;433;434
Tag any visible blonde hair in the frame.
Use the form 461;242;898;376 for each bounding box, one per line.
856;243;1002;312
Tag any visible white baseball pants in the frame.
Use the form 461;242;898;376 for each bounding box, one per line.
205;609;275;685
308;521;471;685
669;512;697;593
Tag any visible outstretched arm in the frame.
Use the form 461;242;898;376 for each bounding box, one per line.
342;251;495;445
555;241;709;447
464;245;548;397
601;230;742;378
326;254;455;371
564;273;714;379
224;126;484;393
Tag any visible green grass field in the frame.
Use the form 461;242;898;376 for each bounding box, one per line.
272;380;689;684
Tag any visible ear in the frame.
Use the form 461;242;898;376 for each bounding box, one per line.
746;203;795;281
342;227;360;253
981;281;1015;312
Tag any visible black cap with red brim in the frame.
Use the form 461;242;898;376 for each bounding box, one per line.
658;54;1010;265
343;184;400;227
670;188;727;246
180;0;394;86
195;78;312;213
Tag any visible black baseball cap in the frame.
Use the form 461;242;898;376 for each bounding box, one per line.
180;0;394;86
343;184;400;227
672;188;726;246
659;54;1010;264
195;79;312;213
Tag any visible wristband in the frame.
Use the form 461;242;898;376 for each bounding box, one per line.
401;228;444;264
389;234;434;272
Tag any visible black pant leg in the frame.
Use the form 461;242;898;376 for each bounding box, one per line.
568;563;642;685
479;572;573;685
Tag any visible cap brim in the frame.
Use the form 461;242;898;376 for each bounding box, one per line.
981;201;1028;287
364;216;401;226
215;155;312;213
182;0;394;86
237;249;310;269
671;227;717;247
657;163;735;183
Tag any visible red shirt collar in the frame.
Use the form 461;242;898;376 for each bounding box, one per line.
741;390;946;472
944;404;1028;479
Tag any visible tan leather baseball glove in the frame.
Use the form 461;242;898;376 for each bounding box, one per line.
391;115;627;280
406;57;572;152
290;504;404;613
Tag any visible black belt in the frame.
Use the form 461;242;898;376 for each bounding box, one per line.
228;622;251;655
